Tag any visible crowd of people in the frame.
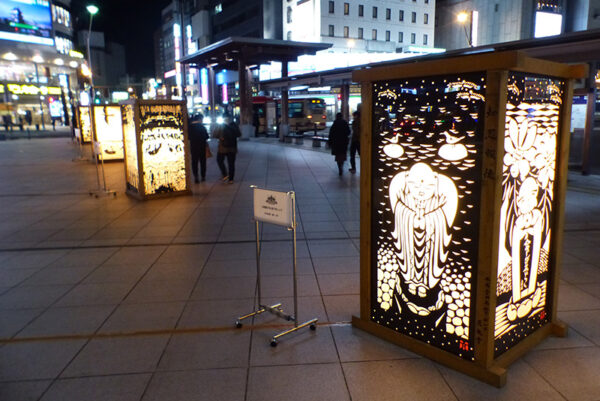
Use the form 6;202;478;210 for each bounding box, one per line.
187;108;360;183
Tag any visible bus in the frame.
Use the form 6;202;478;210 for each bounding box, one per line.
248;97;327;135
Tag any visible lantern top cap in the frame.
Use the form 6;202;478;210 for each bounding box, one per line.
86;5;99;15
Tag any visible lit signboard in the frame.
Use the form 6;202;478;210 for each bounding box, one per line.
371;74;486;360
92;105;124;161
494;73;564;356
121;99;191;199
534;12;562;38
6;83;61;96
0;0;53;46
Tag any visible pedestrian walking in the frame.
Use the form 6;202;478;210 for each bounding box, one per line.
189;113;209;183
349;110;361;173
329;112;350;176
214;113;241;184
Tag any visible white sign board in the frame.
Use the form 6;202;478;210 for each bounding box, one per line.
253;188;294;228
571;101;587;131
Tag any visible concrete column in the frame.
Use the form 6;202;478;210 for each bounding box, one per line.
341;83;350;121
280;61;289;141
582;62;598;175
208;66;217;132
238;59;253;140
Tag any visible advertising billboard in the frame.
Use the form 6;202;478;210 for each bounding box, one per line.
0;0;53;46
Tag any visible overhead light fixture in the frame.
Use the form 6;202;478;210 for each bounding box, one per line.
86;5;99;15
32;55;44;63
69;61;79;68
2;52;18;61
290;85;309;91
54;58;64;65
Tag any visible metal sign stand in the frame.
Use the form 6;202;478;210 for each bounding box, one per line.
72;129;89;162
236;186;317;346
89;141;116;198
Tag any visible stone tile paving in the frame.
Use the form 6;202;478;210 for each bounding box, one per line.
0;137;599;400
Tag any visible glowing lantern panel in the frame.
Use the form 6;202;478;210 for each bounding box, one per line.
494;73;564;356
371;73;486;360
92;105;124;160
78;106;92;143
122;104;138;192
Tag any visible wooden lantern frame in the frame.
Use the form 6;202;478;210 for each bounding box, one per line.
352;51;586;387
120;99;191;200
77;105;92;144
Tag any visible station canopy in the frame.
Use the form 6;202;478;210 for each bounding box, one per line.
179;36;332;70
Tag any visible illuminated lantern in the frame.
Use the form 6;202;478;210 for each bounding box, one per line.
120;99;191;199
91;105;124;160
352;51;585;387
77;106;92;143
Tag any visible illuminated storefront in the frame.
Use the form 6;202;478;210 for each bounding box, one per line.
351;51;584;386
120;99;191;200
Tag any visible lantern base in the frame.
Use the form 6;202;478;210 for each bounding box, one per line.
352;315;568;388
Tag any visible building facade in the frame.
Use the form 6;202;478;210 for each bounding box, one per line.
0;0;82;129
283;0;436;53
435;0;568;50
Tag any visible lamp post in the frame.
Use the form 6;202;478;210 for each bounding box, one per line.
86;5;98;104
457;11;473;48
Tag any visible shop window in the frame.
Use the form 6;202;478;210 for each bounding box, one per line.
386;30;390;41
398;32;404;42
372;29;377;40
344;2;349;15
329;25;335;37
358;27;363;39
344;26;349;38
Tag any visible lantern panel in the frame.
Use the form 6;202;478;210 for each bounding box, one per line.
494;72;564;356
92;105;124;160
139;103;187;196
79;106;92;143
122;104;139;192
371;73;486;360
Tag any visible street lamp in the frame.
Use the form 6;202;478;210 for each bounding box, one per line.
86;5;98;104
457;11;473;47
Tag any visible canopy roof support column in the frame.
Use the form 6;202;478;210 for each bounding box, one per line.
280;61;289;141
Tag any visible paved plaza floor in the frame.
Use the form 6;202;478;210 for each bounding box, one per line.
1;137;600;400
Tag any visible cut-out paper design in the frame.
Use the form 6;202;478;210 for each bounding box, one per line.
93;105;124;160
79;106;92;143
139;104;187;195
122;104;138;192
372;74;486;360
494;73;564;356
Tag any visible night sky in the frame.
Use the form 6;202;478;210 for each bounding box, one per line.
71;0;172;79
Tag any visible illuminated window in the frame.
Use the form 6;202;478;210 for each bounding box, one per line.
399;10;404;21
329;1;334;13
424;13;429;24
386;30;390;41
373;6;377;18
386;8;391;20
358;27;363;39
55;36;73;55
411;11;417;23
411;33;416;43
398;31;403;42
358;4;363;17
344;26;349;38
344;2;349;15
329;25;334;37
423;34;428;45
372;29;377;40
52;5;71;28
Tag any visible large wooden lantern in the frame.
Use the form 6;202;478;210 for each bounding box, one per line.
352;51;585;386
91;105;124;160
120;99;191;200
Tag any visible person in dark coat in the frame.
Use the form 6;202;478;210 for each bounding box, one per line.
329;112;350;176
188;113;209;183
214;114;241;184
